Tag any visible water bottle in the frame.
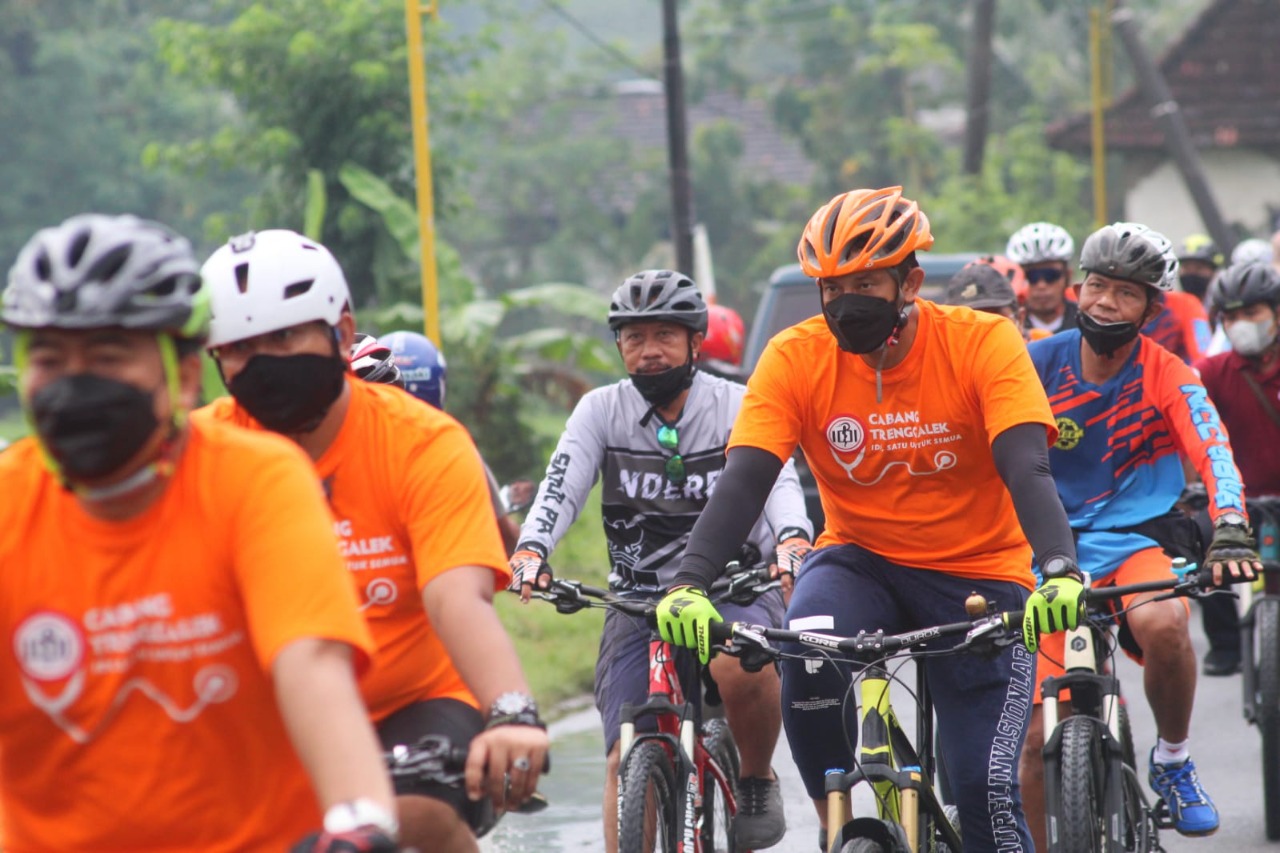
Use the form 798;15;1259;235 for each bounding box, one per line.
1259;512;1279;563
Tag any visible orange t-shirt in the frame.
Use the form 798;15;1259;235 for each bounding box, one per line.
197;379;510;720
732;300;1057;586
0;418;372;853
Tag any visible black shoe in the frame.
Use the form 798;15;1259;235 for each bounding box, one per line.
1202;648;1241;676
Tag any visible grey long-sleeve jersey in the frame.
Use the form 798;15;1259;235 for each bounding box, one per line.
517;370;813;592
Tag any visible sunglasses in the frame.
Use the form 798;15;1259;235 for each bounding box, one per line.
1026;268;1065;285
656;424;686;485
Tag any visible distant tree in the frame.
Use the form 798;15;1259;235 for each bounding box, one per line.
150;0;497;306
0;1;250;266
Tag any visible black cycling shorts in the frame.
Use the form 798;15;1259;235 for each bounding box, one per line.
376;697;493;833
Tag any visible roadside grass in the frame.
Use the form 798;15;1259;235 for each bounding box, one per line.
494;481;609;715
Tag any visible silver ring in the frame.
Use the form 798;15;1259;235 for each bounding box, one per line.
512;756;532;772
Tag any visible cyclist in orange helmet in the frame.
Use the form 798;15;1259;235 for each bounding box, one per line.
659;186;1079;852
696;303;746;379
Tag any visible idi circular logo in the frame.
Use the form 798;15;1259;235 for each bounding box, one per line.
14;611;84;682
825;416;865;453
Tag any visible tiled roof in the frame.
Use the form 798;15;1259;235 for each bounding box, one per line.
1047;0;1280;152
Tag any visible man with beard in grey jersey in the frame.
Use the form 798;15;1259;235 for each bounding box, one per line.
511;270;813;851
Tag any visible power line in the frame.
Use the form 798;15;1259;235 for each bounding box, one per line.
536;0;653;79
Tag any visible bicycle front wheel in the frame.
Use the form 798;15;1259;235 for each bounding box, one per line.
1057;716;1105;852
619;741;679;853
701;718;739;853
839;839;890;853
1256;597;1280;840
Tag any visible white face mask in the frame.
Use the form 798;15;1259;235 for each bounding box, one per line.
1226;314;1278;357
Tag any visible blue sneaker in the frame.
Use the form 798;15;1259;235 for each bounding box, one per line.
1148;750;1219;836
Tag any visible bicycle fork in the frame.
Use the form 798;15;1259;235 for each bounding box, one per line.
825;669;922;851
1042;625;1129;851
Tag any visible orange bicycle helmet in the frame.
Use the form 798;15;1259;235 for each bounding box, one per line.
797;186;934;278
700;304;745;366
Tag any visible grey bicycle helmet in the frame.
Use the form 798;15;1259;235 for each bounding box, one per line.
607;269;708;334
1212;261;1280;313
1079;222;1177;291
3;214;206;338
1006;222;1075;265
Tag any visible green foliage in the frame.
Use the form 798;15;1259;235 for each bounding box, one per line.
495;482;609;709
345;165;616;481
0;2;253;266
149;0;496;305
922;116;1094;253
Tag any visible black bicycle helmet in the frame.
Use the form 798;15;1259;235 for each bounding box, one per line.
607;269;708;334
3;213;207;338
1212;261;1280;314
1079;222;1176;291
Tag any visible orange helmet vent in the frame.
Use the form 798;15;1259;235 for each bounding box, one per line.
797;186;934;278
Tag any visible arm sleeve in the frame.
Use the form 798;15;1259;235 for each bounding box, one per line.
991;423;1077;566
673;446;785;590
1155;359;1248;522
755;456;814;545
515;392;608;557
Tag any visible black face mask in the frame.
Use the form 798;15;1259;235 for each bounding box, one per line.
823;293;905;354
1179;273;1211;300
227;353;347;434
30;374;161;482
630;359;695;407
1078;312;1141;358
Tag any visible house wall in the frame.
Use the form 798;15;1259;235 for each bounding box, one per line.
1125;148;1280;240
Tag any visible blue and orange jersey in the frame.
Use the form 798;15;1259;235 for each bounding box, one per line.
1141;290;1211;364
1030;330;1246;578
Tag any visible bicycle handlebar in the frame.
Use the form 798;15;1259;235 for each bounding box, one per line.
712;566;1251;665
524;562;781;618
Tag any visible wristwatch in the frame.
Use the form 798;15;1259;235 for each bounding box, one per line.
487;691;544;729
323;798;399;837
1041;555;1081;580
1215;511;1247;529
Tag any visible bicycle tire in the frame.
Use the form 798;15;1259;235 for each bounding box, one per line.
1117;699;1138;773
619;741;679;853
1257;597;1280;840
929;803;962;853
1120;762;1156;852
702;718;739;853
1057;716;1105;853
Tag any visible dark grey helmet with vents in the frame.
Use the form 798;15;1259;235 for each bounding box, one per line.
3;214;206;337
1212;261;1280;313
1079;222;1176;291
608;269;708;334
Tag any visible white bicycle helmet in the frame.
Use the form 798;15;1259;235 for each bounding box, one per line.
1080;222;1177;292
1230;237;1274;268
202;229;350;348
1005;222;1076;265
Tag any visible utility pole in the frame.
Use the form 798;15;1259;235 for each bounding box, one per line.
404;0;441;346
1111;4;1234;254
661;0;695;276
962;0;997;176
